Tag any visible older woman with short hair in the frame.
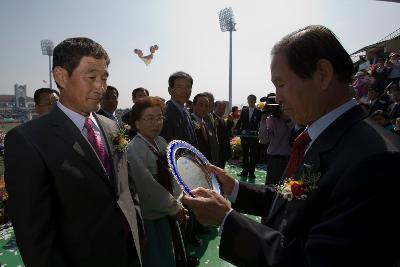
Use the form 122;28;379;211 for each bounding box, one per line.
127;96;186;267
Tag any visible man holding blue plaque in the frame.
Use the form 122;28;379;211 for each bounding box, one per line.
182;25;400;266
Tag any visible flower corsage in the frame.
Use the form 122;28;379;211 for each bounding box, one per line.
276;164;321;201
192;120;201;130
112;127;129;152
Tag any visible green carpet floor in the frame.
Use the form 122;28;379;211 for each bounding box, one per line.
0;162;266;267
187;162;266;267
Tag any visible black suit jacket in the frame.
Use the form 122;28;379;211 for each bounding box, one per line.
191;115;212;162
235;107;262;132
220;105;400;267
160;100;198;148
5;106;143;267
203;114;220;165
97;108;112;119
213;113;232;163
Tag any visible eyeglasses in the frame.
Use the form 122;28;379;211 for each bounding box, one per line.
141;116;165;123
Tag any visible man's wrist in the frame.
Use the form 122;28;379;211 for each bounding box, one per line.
227;180;239;203
218;208;234;235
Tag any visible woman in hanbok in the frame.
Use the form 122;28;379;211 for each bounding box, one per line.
127;96;187;267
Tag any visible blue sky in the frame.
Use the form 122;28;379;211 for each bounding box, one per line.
0;0;399;108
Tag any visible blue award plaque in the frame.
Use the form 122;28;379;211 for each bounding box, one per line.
167;140;221;197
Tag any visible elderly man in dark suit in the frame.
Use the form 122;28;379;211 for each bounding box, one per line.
121;87;149;125
202;92;220;166
213;100;232;169
235;94;262;180
191;93;213;162
182;25;400;266
160;71;198;147
159;71;200;266
97;85;120;124
5;37;143;267
33;87;60;116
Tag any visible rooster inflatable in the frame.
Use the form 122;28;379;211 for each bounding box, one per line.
134;45;159;66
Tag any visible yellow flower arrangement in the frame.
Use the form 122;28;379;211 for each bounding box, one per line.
230;137;242;158
257;101;266;110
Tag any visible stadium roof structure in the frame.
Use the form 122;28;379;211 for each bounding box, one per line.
350;0;399;59
375;0;400;3
350;27;400;56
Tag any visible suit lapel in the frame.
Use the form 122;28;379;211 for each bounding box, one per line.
304;105;367;164
94;113;121;192
49;107;112;187
266;105;367;223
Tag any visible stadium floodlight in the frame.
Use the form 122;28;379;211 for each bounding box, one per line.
218;7;236;32
218;7;236;110
41;40;54;89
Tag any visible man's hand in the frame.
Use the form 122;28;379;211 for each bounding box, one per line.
181;188;231;226
204;164;236;196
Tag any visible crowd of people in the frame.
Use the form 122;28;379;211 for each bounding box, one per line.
352;51;400;131
2;24;400;267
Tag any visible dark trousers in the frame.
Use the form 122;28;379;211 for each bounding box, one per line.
217;159;227;169
240;137;259;175
259;143;269;164
265;154;289;185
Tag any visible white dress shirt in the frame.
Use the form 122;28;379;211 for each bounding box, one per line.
56;101;108;151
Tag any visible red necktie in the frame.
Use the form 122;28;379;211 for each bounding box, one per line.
286;130;311;178
84;117;112;177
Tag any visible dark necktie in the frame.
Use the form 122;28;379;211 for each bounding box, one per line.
183;111;196;142
286;130;311;178
84;117;112;177
201;122;209;142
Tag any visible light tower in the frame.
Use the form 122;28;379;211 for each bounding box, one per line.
41;40;54;89
218;7;236;110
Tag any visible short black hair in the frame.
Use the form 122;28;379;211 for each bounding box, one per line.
106;85;119;97
33;88;60;104
193;93;209;105
168;71;193;88
132;87;149;98
203;92;214;100
248;94;257;100
271;25;353;84
214;100;226;107
53;37;110;77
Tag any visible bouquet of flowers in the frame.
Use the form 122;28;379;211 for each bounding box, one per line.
230;137;242;159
